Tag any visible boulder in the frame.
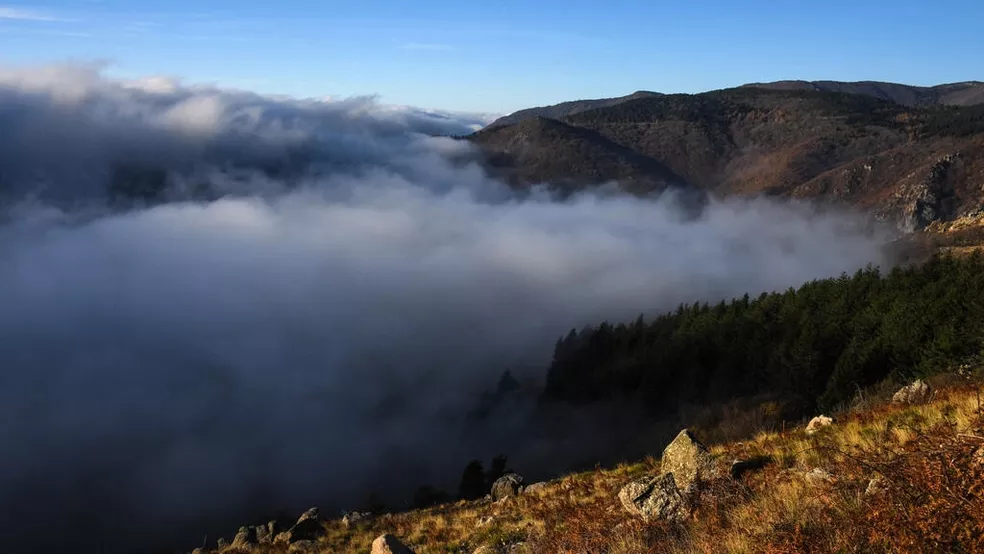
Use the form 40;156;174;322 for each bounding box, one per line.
342;511;373;528
522;481;549;495
276;507;324;544
230;526;257;549
892;379;932;405
255;521;279;544
216;538;228;549
806;415;833;435
371;533;415;554
491;473;524;501
661;429;715;490
617;472;687;522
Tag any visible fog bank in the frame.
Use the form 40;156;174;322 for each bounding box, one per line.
0;64;893;553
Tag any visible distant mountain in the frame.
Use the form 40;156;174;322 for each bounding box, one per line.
486;91;662;128
470;86;984;230
741;80;984;107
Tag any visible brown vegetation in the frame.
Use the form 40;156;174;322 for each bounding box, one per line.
206;373;984;553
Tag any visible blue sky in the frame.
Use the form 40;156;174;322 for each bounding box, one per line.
1;0;982;113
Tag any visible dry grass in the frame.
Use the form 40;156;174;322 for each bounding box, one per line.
215;376;984;554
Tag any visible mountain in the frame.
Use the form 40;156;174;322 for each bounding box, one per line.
476;115;687;195
471;87;984;230
742;80;984;107
486;90;662;128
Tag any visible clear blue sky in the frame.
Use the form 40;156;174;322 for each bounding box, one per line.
2;0;982;113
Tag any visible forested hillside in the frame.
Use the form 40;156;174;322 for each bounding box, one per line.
544;253;984;418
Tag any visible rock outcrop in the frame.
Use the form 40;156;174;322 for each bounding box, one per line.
275;507;324;544
491;473;524;501
342;511;373;528
371;533;415;554
617;472;688;522
661;429;715;490
230;526;257;549
806;415;834;435
522;481;549;495
255;521;279;544
892;379;932;405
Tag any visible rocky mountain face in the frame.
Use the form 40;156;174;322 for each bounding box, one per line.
470;87;984;230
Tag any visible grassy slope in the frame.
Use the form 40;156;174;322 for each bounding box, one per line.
213;372;984;554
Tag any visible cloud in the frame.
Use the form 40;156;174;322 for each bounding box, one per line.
0;6;65;21
0;63;894;553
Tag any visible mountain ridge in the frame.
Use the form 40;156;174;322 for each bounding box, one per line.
470;86;984;231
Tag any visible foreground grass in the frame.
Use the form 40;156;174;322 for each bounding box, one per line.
218;375;984;553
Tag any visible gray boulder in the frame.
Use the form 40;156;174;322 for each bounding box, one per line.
255;520;279;544
892;379;932;405
372;533;415;554
522;481;549;495
230;526;257;549
661;429;715;490
275;507;324;544
342;510;374;528
617;472;687;522
491;473;524;501
806;415;833;435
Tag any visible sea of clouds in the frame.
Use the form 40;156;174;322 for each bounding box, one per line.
0;63;894;553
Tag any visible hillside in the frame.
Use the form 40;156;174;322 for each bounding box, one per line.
470;87;984;230
190;372;984;554
742;80;984;107
187;252;984;554
485;91;662;128
474;116;688;195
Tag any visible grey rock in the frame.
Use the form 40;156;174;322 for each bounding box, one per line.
522;481;549;495
371;533;415;554
230;525;257;549
342;510;374;528
277;507;324;544
491;473;524;501
892;379;932;405
255;520;279;544
617;472;687;522
660;429;715;490
806;415;834;435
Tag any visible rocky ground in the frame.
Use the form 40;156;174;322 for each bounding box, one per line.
191;371;984;553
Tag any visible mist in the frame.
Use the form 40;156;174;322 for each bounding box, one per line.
0;64;894;553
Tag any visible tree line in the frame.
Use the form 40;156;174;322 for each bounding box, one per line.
544;253;984;416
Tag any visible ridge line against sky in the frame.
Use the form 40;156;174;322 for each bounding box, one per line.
1;0;982;113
